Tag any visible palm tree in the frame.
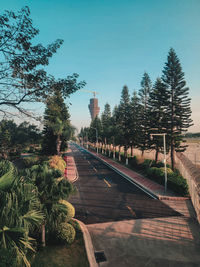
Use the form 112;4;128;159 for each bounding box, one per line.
24;163;75;247
0;160;43;267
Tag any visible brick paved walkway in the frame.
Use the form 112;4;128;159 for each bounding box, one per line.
63;149;78;183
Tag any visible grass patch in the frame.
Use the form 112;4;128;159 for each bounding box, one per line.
32;231;89;267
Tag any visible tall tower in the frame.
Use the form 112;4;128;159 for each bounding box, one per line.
88;97;100;120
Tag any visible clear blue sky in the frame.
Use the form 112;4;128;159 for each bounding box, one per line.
1;0;200;132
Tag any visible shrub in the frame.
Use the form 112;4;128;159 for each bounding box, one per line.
56;223;76;245
22;157;40;168
160;167;173;174
152;161;164;168
139;159;153;169
120;154;126;163
68;219;81;232
129;156;138;168
167;172;189;196
0;160;16;190
147;167;164;184
59;200;75;222
147;167;188;196
49;155;66;174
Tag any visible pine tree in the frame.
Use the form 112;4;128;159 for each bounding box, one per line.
101;103;112;145
129;91;141;156
89;116;102;144
42;89;70;155
138;72;152;155
148;78;169;162
162;48;193;170
116;86;131;158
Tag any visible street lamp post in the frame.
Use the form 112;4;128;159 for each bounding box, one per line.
150;133;167;193
91;127;98;155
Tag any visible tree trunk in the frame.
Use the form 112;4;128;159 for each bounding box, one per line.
119;146;121;161
56;135;61;155
124;145;127;158
41;223;46;247
155;148;159;163
131;145;133;157
171;142;175;170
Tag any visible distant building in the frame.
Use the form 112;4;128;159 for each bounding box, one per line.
88;97;100;120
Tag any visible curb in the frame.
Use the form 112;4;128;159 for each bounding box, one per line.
74;219;98;267
64;155;79;183
158;195;190;200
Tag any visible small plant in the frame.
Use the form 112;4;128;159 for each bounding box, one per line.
49;155;66;174
22;157;40;168
56;223;76;245
59;200;75;222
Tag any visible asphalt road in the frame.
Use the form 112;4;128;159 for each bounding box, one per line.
69;143;181;225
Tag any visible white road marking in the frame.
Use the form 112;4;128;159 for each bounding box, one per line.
103;178;111;187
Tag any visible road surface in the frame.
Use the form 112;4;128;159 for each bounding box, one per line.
69;143;181;224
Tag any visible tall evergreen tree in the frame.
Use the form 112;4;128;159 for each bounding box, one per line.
110;105;123;157
138;72;152;155
89;116;102;144
162;48;193;170
101;103;112;145
148;78;169;162
116;86;131;158
129;91;141;156
42;89;70;155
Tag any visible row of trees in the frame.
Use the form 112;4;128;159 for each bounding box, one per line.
80;48;193;170
0;88;78;158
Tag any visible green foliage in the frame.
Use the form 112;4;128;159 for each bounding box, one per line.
147;167;188;196
0;161;43;267
162;48;193;169
0;160;16;191
138;72;152;153
0;120;42;159
56;223;76;245
59;200;75;222
114;86;131;157
129;156;138;168
22;157;40;168
0;7;85;118
42;89;75;155
138;159;153;170
129;91;141;148
68;219;81;233
22;162;76;244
